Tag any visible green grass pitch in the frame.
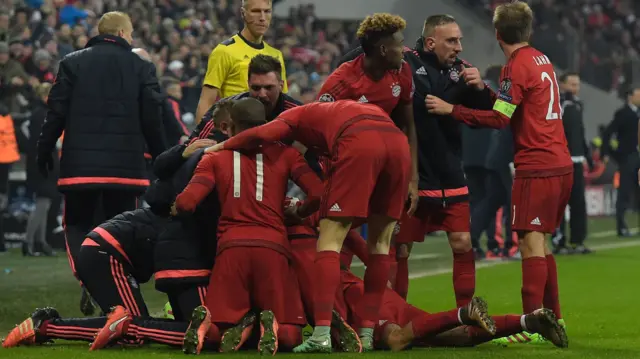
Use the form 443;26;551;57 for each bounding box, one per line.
1;217;639;358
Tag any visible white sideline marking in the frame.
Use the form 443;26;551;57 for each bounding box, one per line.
152;228;637;317
409;233;639;279
350;253;440;268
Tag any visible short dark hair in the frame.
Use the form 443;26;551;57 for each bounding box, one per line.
559;72;579;83
230;98;267;129
357;13;406;56
212;99;236;127
248;54;282;79
422;15;456;37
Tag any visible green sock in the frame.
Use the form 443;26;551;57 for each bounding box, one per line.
311;326;331;340
359;327;374;339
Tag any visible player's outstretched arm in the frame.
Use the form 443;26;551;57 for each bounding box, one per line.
208;120;293;153
174;154;217;213
425;95;510;129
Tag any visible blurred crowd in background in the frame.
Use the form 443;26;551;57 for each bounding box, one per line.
460;0;640;98
1;0;360;120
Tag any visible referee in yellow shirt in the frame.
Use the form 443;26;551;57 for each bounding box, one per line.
195;0;287;124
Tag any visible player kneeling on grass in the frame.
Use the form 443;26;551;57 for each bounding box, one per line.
172;97;324;355
206;99;412;353
1;183;209;350
337;268;568;350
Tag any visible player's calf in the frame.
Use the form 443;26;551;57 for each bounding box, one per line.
2;307;59;348
385;297;495;352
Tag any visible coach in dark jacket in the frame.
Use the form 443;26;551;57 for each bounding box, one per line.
37;12;166;280
553;73;593;254
602;85;640;237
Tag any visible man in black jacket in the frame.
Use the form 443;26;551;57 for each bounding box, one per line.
602;85;640;237
36;12;166;288
342;15;494;306
553;73;593;254
153;54;302;180
463;66;512;259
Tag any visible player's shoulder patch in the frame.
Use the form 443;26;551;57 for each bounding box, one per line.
220;37;236;46
318;93;335;102
500;79;512;93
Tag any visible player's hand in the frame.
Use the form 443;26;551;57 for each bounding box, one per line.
425;95;454;115
204;142;225;153
407;180;419;216
182;139;216;158
284;197;304;225
461;67;485;90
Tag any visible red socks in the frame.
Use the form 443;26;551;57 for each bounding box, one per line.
452;250;475;307
521;257;548;313
313;251;341;326
395;257;409;299
410;309;460;338
544;254;562;319
357;254;392;329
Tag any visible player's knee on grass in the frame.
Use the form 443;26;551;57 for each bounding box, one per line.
396;243;412;259
518;231;547;257
448;232;472;253
366;214;398;254
318;217;353;252
278;324;303;350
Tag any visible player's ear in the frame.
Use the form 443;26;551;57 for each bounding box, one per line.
379;44;387;58
495;30;501;42
424;37;435;51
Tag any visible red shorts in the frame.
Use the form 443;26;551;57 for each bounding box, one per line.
320;127;411;220
511;173;573;234
395;201;470;244
205;247;305;326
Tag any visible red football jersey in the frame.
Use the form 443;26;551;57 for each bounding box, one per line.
223;101;396;157
451;46;572;176
317;54;414;115
174;143;323;256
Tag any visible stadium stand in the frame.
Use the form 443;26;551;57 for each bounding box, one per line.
458;0;640;97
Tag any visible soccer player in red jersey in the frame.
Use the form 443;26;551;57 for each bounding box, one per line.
337;268;567;351
317;13;419;214
206;100;412;352
425;1;572;329
173;98;324;355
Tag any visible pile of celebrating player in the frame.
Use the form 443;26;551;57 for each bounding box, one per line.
2;1;571;354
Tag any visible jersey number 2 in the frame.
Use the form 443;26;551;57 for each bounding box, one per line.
541;71;561;120
233;151;264;201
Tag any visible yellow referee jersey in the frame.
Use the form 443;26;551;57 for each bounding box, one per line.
203;33;288;98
